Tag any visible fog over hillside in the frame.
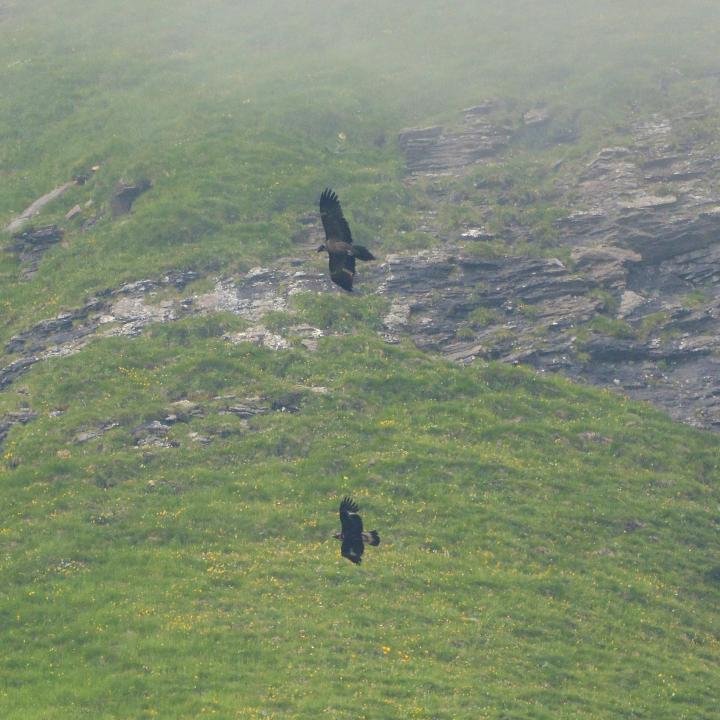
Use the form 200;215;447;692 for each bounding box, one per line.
2;0;719;190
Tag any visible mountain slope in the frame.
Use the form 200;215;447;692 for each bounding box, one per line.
2;2;720;718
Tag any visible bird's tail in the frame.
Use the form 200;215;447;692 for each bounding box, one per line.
364;530;380;546
352;245;376;261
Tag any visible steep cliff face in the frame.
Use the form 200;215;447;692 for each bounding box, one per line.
390;102;720;428
386;102;720;428
3;100;720;437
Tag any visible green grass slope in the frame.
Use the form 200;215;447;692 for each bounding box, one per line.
1;321;720;719
2;2;720;717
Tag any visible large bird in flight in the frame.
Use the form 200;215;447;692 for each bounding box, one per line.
317;188;375;292
334;496;380;564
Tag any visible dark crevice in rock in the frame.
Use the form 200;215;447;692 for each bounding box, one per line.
110;180;152;217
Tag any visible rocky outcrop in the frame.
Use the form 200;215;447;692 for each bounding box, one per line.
110;180;152;217
398;105;512;174
378;249;598;350
3;182;77;234
2;218;720;431
1;270;200;398
391;103;720;428
8;225;64;278
2;169;102;275
224;323;324;352
556;117;720;264
132;420;179;449
74;422;120;444
3;168;100;235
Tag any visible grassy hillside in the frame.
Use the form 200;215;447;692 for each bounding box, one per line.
1;322;719;719
2;2;720;718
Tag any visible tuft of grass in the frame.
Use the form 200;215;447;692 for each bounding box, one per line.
291;292;390;333
468;306;504;328
584;315;637;340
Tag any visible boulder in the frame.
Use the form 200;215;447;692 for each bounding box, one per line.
110;179;152;217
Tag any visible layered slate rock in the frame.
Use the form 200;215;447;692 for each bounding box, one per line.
8;225;64;278
379;249;596;348
392;104;720;428
2;229;720;429
398;103;512;175
556;115;720;263
1;270;201;391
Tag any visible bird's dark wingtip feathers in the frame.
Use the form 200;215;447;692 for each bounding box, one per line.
340;496;359;513
352;245;375;262
331;274;353;292
320;188;339;207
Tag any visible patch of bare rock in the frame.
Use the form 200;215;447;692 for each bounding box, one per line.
7;225;64;278
398;103;513;175
3;182;78;235
0;409;36;448
394;101;720;428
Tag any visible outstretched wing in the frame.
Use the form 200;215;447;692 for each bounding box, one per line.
342;535;364;564
328;251;355;292
339;496;364;534
339;496;364;563
320;188;353;246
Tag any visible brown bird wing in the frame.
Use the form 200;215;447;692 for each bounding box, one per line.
328;251;355;292
320;188;353;246
339;497;363;533
339;496;364;563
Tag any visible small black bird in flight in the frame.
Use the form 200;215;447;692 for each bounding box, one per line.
318;188;376;292
334;496;380;564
